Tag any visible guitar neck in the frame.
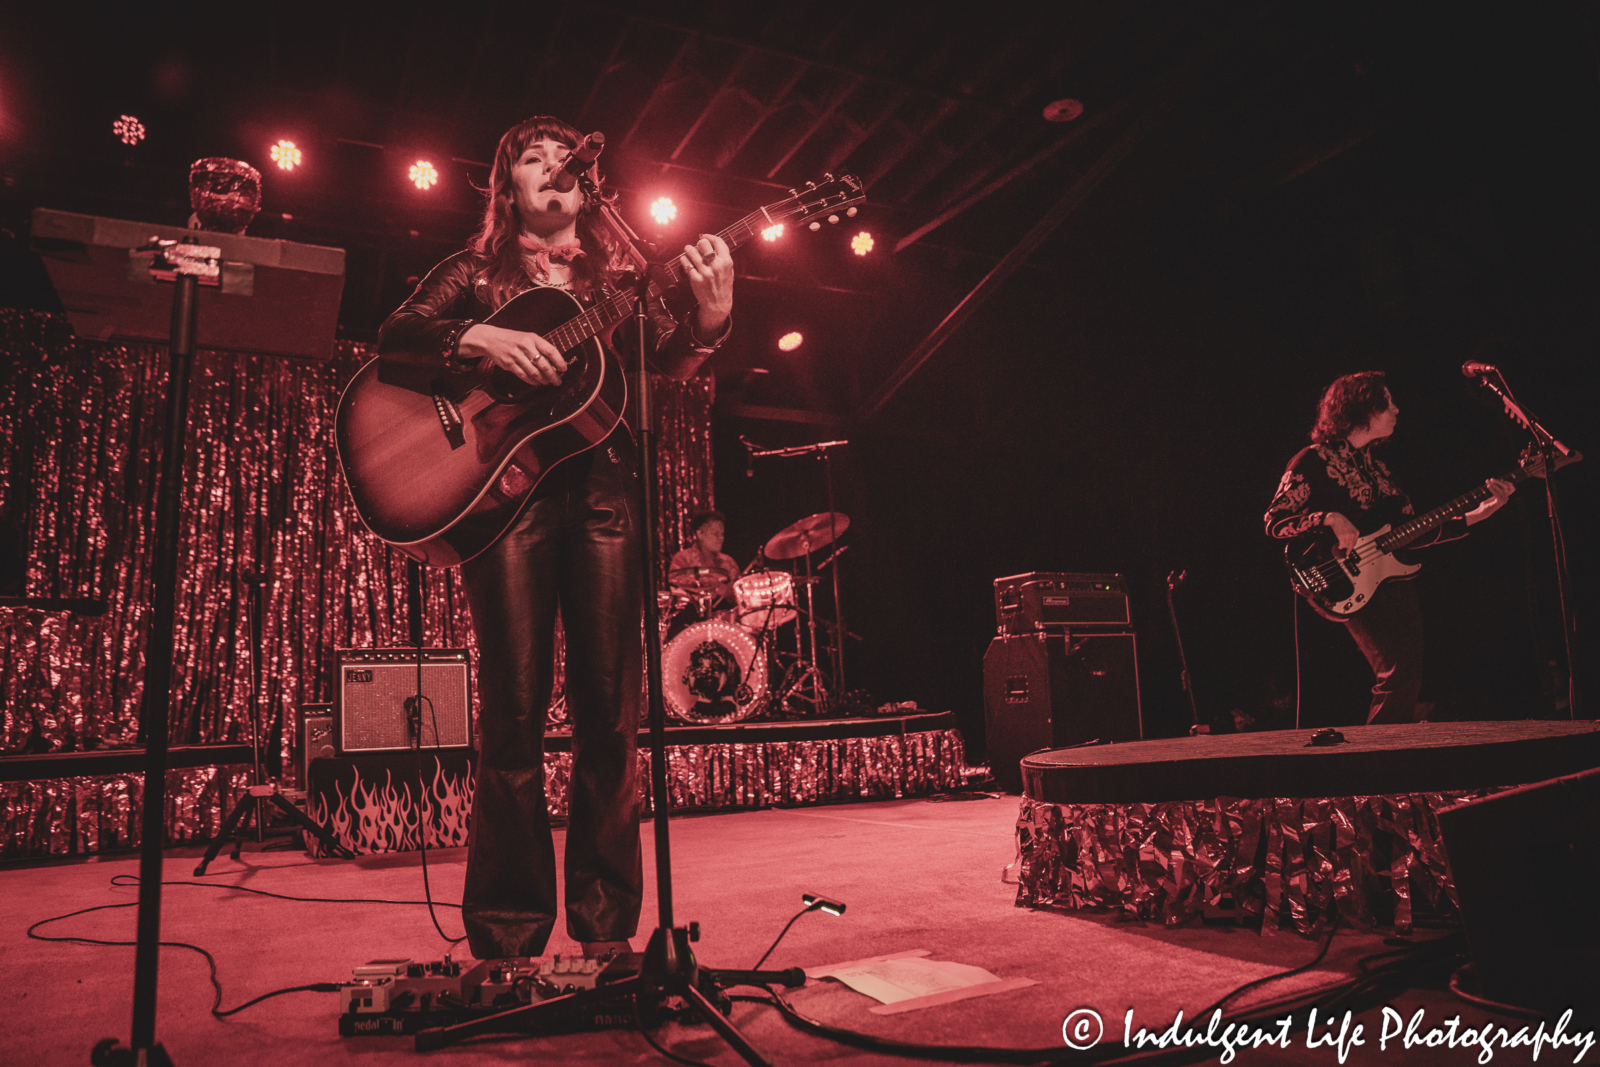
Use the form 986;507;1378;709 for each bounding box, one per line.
540;207;774;354
1373;464;1530;552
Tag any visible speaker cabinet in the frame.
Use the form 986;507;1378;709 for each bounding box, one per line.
296;703;335;789
1437;767;1600;1016
336;648;472;754
983;632;1142;793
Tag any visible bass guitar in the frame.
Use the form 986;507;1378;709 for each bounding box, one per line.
1286;444;1579;615
335;174;865;567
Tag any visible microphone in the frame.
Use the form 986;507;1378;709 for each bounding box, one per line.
1462;360;1498;377
548;132;605;193
740;434;756;478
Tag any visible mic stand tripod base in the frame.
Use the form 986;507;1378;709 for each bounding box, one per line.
193;782;355;876
92;1038;175;1067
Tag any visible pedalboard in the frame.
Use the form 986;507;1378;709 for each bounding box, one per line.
338;955;640;1037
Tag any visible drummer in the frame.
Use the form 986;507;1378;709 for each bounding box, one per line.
668;510;740;610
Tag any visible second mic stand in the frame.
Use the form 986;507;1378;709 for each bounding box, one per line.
194;572;353;875
750;439;851;704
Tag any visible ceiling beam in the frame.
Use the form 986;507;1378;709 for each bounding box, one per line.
893;93;1133;253
856;68;1196;424
592;6;1016;115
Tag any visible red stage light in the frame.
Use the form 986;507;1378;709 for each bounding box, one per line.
409;160;439;191
761;223;784;242
112;115;145;146
851;231;874;256
778;332;803;352
270;140;302;171
650;197;678;226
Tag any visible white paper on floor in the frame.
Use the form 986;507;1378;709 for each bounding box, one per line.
806;950;1038;1015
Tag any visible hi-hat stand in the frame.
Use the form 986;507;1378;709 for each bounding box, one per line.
414;154;783;1064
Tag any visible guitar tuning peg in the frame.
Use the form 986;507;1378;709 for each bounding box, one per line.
809;221;821;231
846;207;857;217
805;180;816;189
788;188;798;198
827;214;839;224
823;172;834;182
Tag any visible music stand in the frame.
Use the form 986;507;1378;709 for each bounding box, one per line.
42;218;347;1067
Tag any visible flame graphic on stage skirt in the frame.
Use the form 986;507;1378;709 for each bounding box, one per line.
306;755;474;856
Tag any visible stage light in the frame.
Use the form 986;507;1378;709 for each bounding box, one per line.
409;160;439;191
112;115;145;146
778;332;803;352
270;140;302;171
650;197;677;226
761;223;784;242
851;231;874;256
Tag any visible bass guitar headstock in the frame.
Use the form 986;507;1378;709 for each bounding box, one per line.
1519;442;1583;479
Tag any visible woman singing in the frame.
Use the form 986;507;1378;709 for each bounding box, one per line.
378;115;733;960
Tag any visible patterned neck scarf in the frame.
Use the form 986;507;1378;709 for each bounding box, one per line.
517;234;585;277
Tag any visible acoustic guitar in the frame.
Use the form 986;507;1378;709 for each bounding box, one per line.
336;175;865;567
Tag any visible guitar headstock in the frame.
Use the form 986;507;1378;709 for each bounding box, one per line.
774;174;866;230
1519;442;1583;478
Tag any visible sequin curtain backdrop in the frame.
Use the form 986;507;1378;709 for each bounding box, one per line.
0;309;715;856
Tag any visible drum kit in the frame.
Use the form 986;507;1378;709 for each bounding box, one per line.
658;511;849;724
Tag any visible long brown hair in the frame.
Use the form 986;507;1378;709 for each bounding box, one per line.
1310;371;1390;443
468;115;621;310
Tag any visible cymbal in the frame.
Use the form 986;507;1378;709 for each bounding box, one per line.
764;511;849;560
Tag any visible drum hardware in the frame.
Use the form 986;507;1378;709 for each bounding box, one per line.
748;437;851;703
753;513;845;717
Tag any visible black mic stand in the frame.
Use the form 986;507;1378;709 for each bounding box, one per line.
750;439;852;702
1470;369;1583;718
414;164;785;1064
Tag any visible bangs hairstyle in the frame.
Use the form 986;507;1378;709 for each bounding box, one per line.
1311;371;1390;443
469;115;622;310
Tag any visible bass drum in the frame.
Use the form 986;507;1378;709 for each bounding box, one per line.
661;619;767;724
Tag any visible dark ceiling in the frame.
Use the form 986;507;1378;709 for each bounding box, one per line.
2;0;1596;425
4;1;1596;728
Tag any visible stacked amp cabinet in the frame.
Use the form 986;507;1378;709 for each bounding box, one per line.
984;573;1142;793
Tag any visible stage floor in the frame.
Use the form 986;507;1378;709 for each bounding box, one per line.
3;795;1512;1067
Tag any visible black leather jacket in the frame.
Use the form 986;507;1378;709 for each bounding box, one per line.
377;249;724;384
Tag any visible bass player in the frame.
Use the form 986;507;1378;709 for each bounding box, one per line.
1265;371;1514;725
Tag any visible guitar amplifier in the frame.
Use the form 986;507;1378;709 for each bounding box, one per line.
993;572;1130;634
336;648;473;754
296;704;336;789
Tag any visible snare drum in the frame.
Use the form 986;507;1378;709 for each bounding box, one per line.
733;571;796;632
661;620;767;724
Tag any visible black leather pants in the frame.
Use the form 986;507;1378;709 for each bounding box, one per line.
459;430;644;959
1343;580;1425;725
